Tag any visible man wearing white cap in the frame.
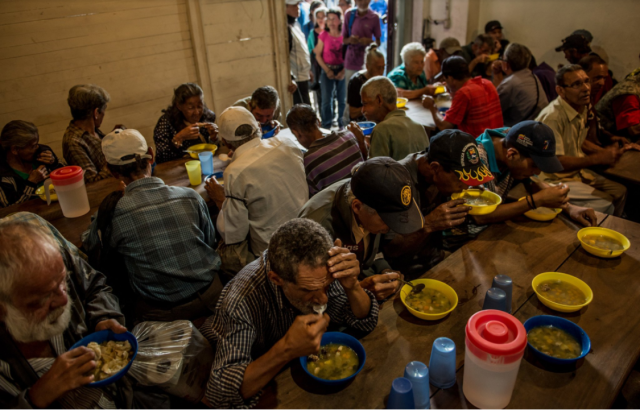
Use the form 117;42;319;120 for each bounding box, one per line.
84;128;223;323
204;107;308;275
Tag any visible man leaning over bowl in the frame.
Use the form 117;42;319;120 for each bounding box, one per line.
0;213;165;408
201;218;378;408
472;121;597;227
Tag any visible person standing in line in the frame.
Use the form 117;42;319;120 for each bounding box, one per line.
287;0;312;105
315;7;347;129
342;0;381;85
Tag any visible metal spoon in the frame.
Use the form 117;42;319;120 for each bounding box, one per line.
397;279;425;295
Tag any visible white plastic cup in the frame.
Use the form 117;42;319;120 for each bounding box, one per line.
463;310;527;409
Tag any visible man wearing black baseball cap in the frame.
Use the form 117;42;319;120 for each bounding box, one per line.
555;34;592;65
298;157;424;300
484;20;509;58
472;121;597;226
382;130;495;267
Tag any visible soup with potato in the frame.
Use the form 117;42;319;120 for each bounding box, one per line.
405;288;452;314
536;280;587;305
528;326;582;359
307;344;359;380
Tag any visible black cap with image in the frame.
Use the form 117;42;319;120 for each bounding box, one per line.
505;121;564;174
351;157;424;235
485;20;503;33
434;55;469;81
427;129;494;187
555;34;591;53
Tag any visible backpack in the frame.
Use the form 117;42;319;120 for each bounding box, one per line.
341;7;358;59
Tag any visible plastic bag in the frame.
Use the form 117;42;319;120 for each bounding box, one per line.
129;320;214;403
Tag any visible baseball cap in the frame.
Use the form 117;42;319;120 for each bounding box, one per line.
484;20;503;33
439;37;462;55
572;29;593;43
427;129;494;187
102;129;152;166
505;121;563;174
351;157;424;235
555;34;591;53
434;55;469;81
218;107;261;142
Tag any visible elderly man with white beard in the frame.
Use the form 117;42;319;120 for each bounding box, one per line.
0;214;150;409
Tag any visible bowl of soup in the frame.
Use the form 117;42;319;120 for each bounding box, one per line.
396;97;408;108
451;189;502;215
186;143;218;159
577;227;630;258
400;279;458;321
523;315;591;366
532;272;593;313
35;184;57;202
518;197;562;221
300;332;366;385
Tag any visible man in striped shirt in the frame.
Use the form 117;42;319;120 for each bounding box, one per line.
202;218;378;408
287;104;367;196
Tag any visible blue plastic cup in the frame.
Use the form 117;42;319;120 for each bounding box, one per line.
387;377;415;409
198;151;214;176
491;275;513;313
428;337;456;389
482;287;508;312
404;361;430;409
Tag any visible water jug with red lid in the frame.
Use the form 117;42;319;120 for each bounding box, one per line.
463;309;527;409
43;166;90;218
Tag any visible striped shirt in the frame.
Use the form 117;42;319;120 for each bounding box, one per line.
201;251;379;408
304;131;364;196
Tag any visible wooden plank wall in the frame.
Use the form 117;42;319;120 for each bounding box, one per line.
0;0;290;158
199;0;281;116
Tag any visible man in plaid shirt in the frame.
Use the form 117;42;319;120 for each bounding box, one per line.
63;84;124;182
201;218;379;408
422;56;504;138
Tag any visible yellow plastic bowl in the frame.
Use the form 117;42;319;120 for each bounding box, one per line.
532;272;593;313
451;189;502;215
400;279;458;321
577;227;630;258
517;197;562;221
487;53;500;62
396;97;408;108
35;185;57;201
187;143;218;159
434;85;446;95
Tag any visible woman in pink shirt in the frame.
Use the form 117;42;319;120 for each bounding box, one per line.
314;8;347;129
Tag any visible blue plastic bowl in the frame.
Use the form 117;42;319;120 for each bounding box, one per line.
523;315;590;366
299;332;366;385
212;171;224;180
69;330;138;387
357;121;376;136
262;126;278;139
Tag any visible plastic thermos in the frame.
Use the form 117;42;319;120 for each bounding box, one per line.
43;166;90;218
463;310;527;409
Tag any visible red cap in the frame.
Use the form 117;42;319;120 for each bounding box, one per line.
50;166;84;186
465;310;526;364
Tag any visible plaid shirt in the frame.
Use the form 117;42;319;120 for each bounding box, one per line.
387;64;428;90
444;76;504;137
201;252;379;408
62;121;112;182
86;177;221;303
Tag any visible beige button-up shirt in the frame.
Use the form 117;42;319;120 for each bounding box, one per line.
535;97;592;182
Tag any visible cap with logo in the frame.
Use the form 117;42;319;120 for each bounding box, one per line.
351;157;424;235
439;37;462;55
484;20;503;33
427;129;494;187
555;34;591;53
102;129;152;166
434;55;469;81
218;106;261;142
505;121;563;174
572;29;593;44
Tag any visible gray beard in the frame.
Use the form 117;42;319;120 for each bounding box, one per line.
4;302;71;343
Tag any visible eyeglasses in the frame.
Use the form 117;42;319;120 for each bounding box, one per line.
561;78;591;89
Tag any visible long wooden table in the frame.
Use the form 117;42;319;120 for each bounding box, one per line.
604;150;640;185
257;212;639;409
0;157;220;246
404;100;436;131
431;215;640;409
